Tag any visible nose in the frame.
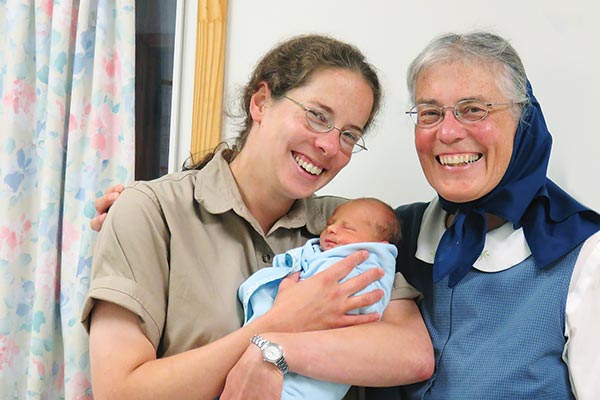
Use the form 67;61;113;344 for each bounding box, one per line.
437;108;466;144
326;224;338;234
314;130;341;155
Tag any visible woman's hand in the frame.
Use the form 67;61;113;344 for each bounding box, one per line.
264;250;385;332
90;184;125;231
221;343;284;400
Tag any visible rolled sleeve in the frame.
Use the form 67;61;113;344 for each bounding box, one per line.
390;272;423;301
81;184;170;349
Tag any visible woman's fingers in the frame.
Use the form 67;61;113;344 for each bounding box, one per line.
90;212;108;232
89;184;125;231
268;251;387;331
96;184;124;212
321;250;370;281
339;266;385;297
320;251;384;298
344;288;385;313
278;271;300;291
337;311;382;327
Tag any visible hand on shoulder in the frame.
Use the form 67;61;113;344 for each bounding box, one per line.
90;184;125;231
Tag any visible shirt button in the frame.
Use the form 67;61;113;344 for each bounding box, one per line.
262;253;273;263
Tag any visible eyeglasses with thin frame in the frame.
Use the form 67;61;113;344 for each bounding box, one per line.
406;99;515;128
283;96;367;154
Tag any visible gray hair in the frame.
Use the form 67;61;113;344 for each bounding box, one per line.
406;31;530;118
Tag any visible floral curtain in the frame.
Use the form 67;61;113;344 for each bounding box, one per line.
0;1;135;398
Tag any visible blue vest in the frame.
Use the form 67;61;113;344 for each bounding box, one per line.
366;202;579;400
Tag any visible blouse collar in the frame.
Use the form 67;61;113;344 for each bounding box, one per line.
416;198;531;272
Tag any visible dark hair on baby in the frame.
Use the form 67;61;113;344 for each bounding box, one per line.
353;197;402;246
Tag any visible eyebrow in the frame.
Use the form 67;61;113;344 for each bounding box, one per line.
416;96;489;105
308;100;365;133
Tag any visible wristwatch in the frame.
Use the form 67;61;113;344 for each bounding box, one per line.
251;334;289;375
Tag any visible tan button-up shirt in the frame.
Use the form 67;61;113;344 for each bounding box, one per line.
81;151;416;358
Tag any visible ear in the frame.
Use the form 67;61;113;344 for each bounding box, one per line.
249;82;271;123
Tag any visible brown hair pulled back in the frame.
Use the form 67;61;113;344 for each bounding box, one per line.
185;34;381;170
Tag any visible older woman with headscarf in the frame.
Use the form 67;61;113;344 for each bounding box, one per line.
371;31;600;400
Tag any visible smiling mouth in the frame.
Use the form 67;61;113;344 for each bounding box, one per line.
294;154;324;176
437;153;482;166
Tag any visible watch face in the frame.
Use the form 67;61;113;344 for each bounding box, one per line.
263;343;283;362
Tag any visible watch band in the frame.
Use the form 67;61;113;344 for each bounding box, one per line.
251;334;289;375
250;334;269;349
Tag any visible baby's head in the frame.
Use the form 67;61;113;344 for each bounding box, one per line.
319;198;401;251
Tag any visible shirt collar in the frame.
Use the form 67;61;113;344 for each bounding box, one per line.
416;197;532;272
193;150;246;214
193;150;324;236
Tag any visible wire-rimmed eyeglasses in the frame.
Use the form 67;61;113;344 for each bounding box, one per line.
284;96;367;154
406;99;515;128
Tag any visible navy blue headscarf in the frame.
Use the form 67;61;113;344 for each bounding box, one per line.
433;82;600;287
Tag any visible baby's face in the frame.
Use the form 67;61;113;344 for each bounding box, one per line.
319;201;384;250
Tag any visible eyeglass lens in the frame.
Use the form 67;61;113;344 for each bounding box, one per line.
411;100;489;126
304;107;365;153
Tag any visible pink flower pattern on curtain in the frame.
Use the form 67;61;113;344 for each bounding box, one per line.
0;0;135;398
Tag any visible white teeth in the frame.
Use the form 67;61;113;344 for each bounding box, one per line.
295;156;323;175
438;154;481;166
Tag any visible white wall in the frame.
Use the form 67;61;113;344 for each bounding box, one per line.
178;0;600;211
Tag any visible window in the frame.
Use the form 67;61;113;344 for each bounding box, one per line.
135;1;177;180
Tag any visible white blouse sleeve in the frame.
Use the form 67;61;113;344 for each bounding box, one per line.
564;230;600;399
